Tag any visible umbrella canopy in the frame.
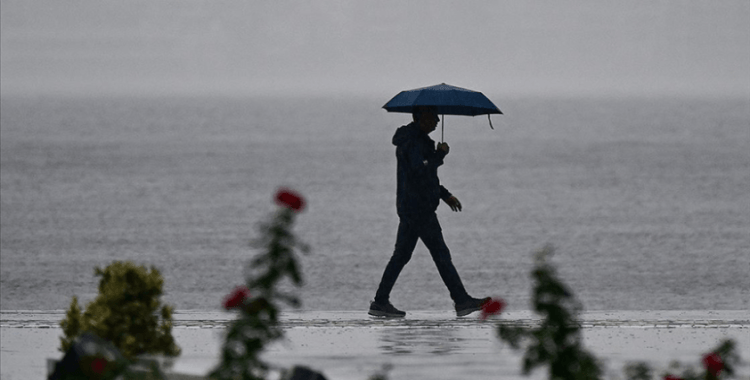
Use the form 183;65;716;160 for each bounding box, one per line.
383;83;502;141
383;83;502;116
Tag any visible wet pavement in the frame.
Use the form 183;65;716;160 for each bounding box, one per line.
2;310;749;379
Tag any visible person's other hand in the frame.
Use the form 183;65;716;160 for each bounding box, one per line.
437;142;450;154
445;196;462;212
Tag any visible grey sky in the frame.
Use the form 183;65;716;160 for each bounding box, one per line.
2;0;748;97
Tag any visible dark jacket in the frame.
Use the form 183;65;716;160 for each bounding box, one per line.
393;122;453;219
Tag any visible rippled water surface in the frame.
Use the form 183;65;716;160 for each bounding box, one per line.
1;95;748;311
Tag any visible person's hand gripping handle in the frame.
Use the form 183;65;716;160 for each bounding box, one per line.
437;142;450;155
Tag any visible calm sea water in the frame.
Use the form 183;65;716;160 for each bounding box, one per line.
1;95;748;312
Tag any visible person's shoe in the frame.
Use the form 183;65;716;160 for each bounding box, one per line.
455;296;491;317
368;300;406;318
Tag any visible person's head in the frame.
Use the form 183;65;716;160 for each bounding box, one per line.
412;106;439;134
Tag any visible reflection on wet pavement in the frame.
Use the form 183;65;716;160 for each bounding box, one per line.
2;310;749;380
379;326;466;355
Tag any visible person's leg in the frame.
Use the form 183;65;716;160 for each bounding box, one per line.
418;214;471;304
374;218;419;304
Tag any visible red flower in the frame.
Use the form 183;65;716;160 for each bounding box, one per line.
480;298;506;319
703;352;724;377
91;357;108;375
663;375;683;380
223;286;251;310
275;188;305;212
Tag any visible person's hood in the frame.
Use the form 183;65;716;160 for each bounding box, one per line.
392;122;423;146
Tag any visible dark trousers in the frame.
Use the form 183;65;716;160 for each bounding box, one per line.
374;213;470;304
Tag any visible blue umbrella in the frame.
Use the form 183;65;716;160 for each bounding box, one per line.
383;83;502;141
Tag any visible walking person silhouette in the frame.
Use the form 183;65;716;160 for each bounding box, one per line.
369;106;489;318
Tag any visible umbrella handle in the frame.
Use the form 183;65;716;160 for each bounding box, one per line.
441;114;444;143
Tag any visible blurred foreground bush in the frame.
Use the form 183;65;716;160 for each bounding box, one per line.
497;245;603;380
625;339;739;380
59;261;180;360
210;188;310;380
497;245;741;380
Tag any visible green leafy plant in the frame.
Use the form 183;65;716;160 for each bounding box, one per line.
50;331;171;380
497;244;603;380
59;261;180;360
210;188;309;380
